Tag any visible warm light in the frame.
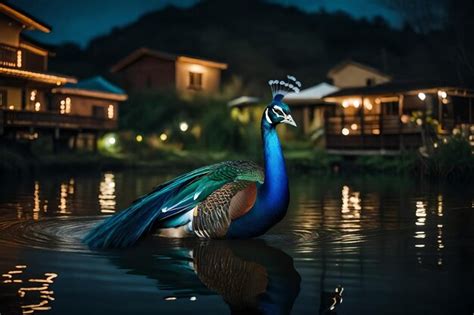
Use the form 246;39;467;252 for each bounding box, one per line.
136;135;143;142
353;100;360;108
418;92;426;101
401;114;410;124
363;99;373;110
160;133;168;141
65;97;71;114
8;105;14;110
437;90;447;99
34;102;41;111
375;98;381;104
442;98;449;104
342;100;349;108
416;118;423;126
107;104;114;119
372;129;380;135
179;122;189;132
60;100;66;114
350;123;358;130
16;50;22;67
341;128;350;136
434;142;438;148
107;136;116;145
30;90;37;101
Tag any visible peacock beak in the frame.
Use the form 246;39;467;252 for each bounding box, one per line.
282;115;297;127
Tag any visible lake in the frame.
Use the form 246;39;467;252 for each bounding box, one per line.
0;169;473;314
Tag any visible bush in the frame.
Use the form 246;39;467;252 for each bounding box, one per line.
423;136;474;180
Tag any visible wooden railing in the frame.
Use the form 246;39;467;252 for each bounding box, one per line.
1;110;117;131
0;44;18;68
325;114;422;150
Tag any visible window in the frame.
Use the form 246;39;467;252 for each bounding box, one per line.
188;72;203;90
382;101;399;116
93;106;106;119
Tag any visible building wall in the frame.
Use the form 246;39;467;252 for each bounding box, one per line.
0;15;21;47
175;61;221;94
116;56;175;92
52;94;118;120
0;86;22;109
329;64;390;88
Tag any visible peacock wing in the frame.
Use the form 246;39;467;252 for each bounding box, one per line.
192;180;258;239
84;160;263;248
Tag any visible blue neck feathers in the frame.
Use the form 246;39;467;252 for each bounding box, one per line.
226;115;289;238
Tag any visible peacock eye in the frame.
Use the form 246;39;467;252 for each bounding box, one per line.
273;108;284;117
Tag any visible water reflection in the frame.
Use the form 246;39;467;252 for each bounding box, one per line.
0;265;58;314
111;239;301;314
98;173;116;214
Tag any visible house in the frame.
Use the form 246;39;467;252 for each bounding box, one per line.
284;82;339;139
110;47;228;95
323;81;474;154
0;3;127;151
327;60;391;88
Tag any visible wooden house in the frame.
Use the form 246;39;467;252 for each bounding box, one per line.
0;3;127;151
327;60;391;88
323;81;474;154
110;48;228;95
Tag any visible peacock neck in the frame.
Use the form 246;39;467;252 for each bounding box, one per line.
259;119;289;217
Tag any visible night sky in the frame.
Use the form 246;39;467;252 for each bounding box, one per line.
13;0;401;47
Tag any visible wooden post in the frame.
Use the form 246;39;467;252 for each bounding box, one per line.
360;97;365;149
379;99;384;150
398;94;404;151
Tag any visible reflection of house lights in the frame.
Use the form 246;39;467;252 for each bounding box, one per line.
417;92;426;101
341;128;349;136
99;173;116;213
160;133;168;141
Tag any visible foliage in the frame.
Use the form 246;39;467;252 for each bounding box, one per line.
422;135;474;180
355;153;418;174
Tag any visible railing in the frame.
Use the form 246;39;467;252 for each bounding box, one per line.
1;109;117;131
0;44;18;68
325;114;422;150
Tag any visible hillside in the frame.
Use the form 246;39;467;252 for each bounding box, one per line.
48;0;464;93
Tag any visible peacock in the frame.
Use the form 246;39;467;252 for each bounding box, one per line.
84;76;301;248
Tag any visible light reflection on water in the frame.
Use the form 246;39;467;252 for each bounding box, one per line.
0;171;472;314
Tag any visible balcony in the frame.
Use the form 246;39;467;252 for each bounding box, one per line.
0;43;46;72
325;114;422;151
1;109;117;131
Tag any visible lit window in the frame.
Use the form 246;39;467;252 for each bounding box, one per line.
107;105;114;119
188;72;203;90
65;97;71;114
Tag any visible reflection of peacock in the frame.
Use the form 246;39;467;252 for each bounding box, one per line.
84;76;301;248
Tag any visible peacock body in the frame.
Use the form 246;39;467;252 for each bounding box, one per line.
84;76;301;248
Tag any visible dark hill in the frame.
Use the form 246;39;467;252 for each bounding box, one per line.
49;0;465;93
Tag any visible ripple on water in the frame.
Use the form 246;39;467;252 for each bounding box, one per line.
0;216;104;253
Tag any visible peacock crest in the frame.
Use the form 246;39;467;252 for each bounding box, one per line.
268;75;302;99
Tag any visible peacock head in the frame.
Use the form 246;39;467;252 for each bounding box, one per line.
265;76;301;127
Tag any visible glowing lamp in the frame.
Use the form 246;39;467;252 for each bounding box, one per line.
341;128;350;136
417;92;426;101
179;122;189;132
160;133;168;141
136;135;143;142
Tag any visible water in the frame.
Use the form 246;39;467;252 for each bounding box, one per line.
0;170;473;315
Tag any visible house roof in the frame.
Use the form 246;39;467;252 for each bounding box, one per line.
227;96;261;108
327;59;391;80
0;67;76;85
284;82;339;104
110;47;228;73
324;80;474;99
53;76;128;101
0;2;51;33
